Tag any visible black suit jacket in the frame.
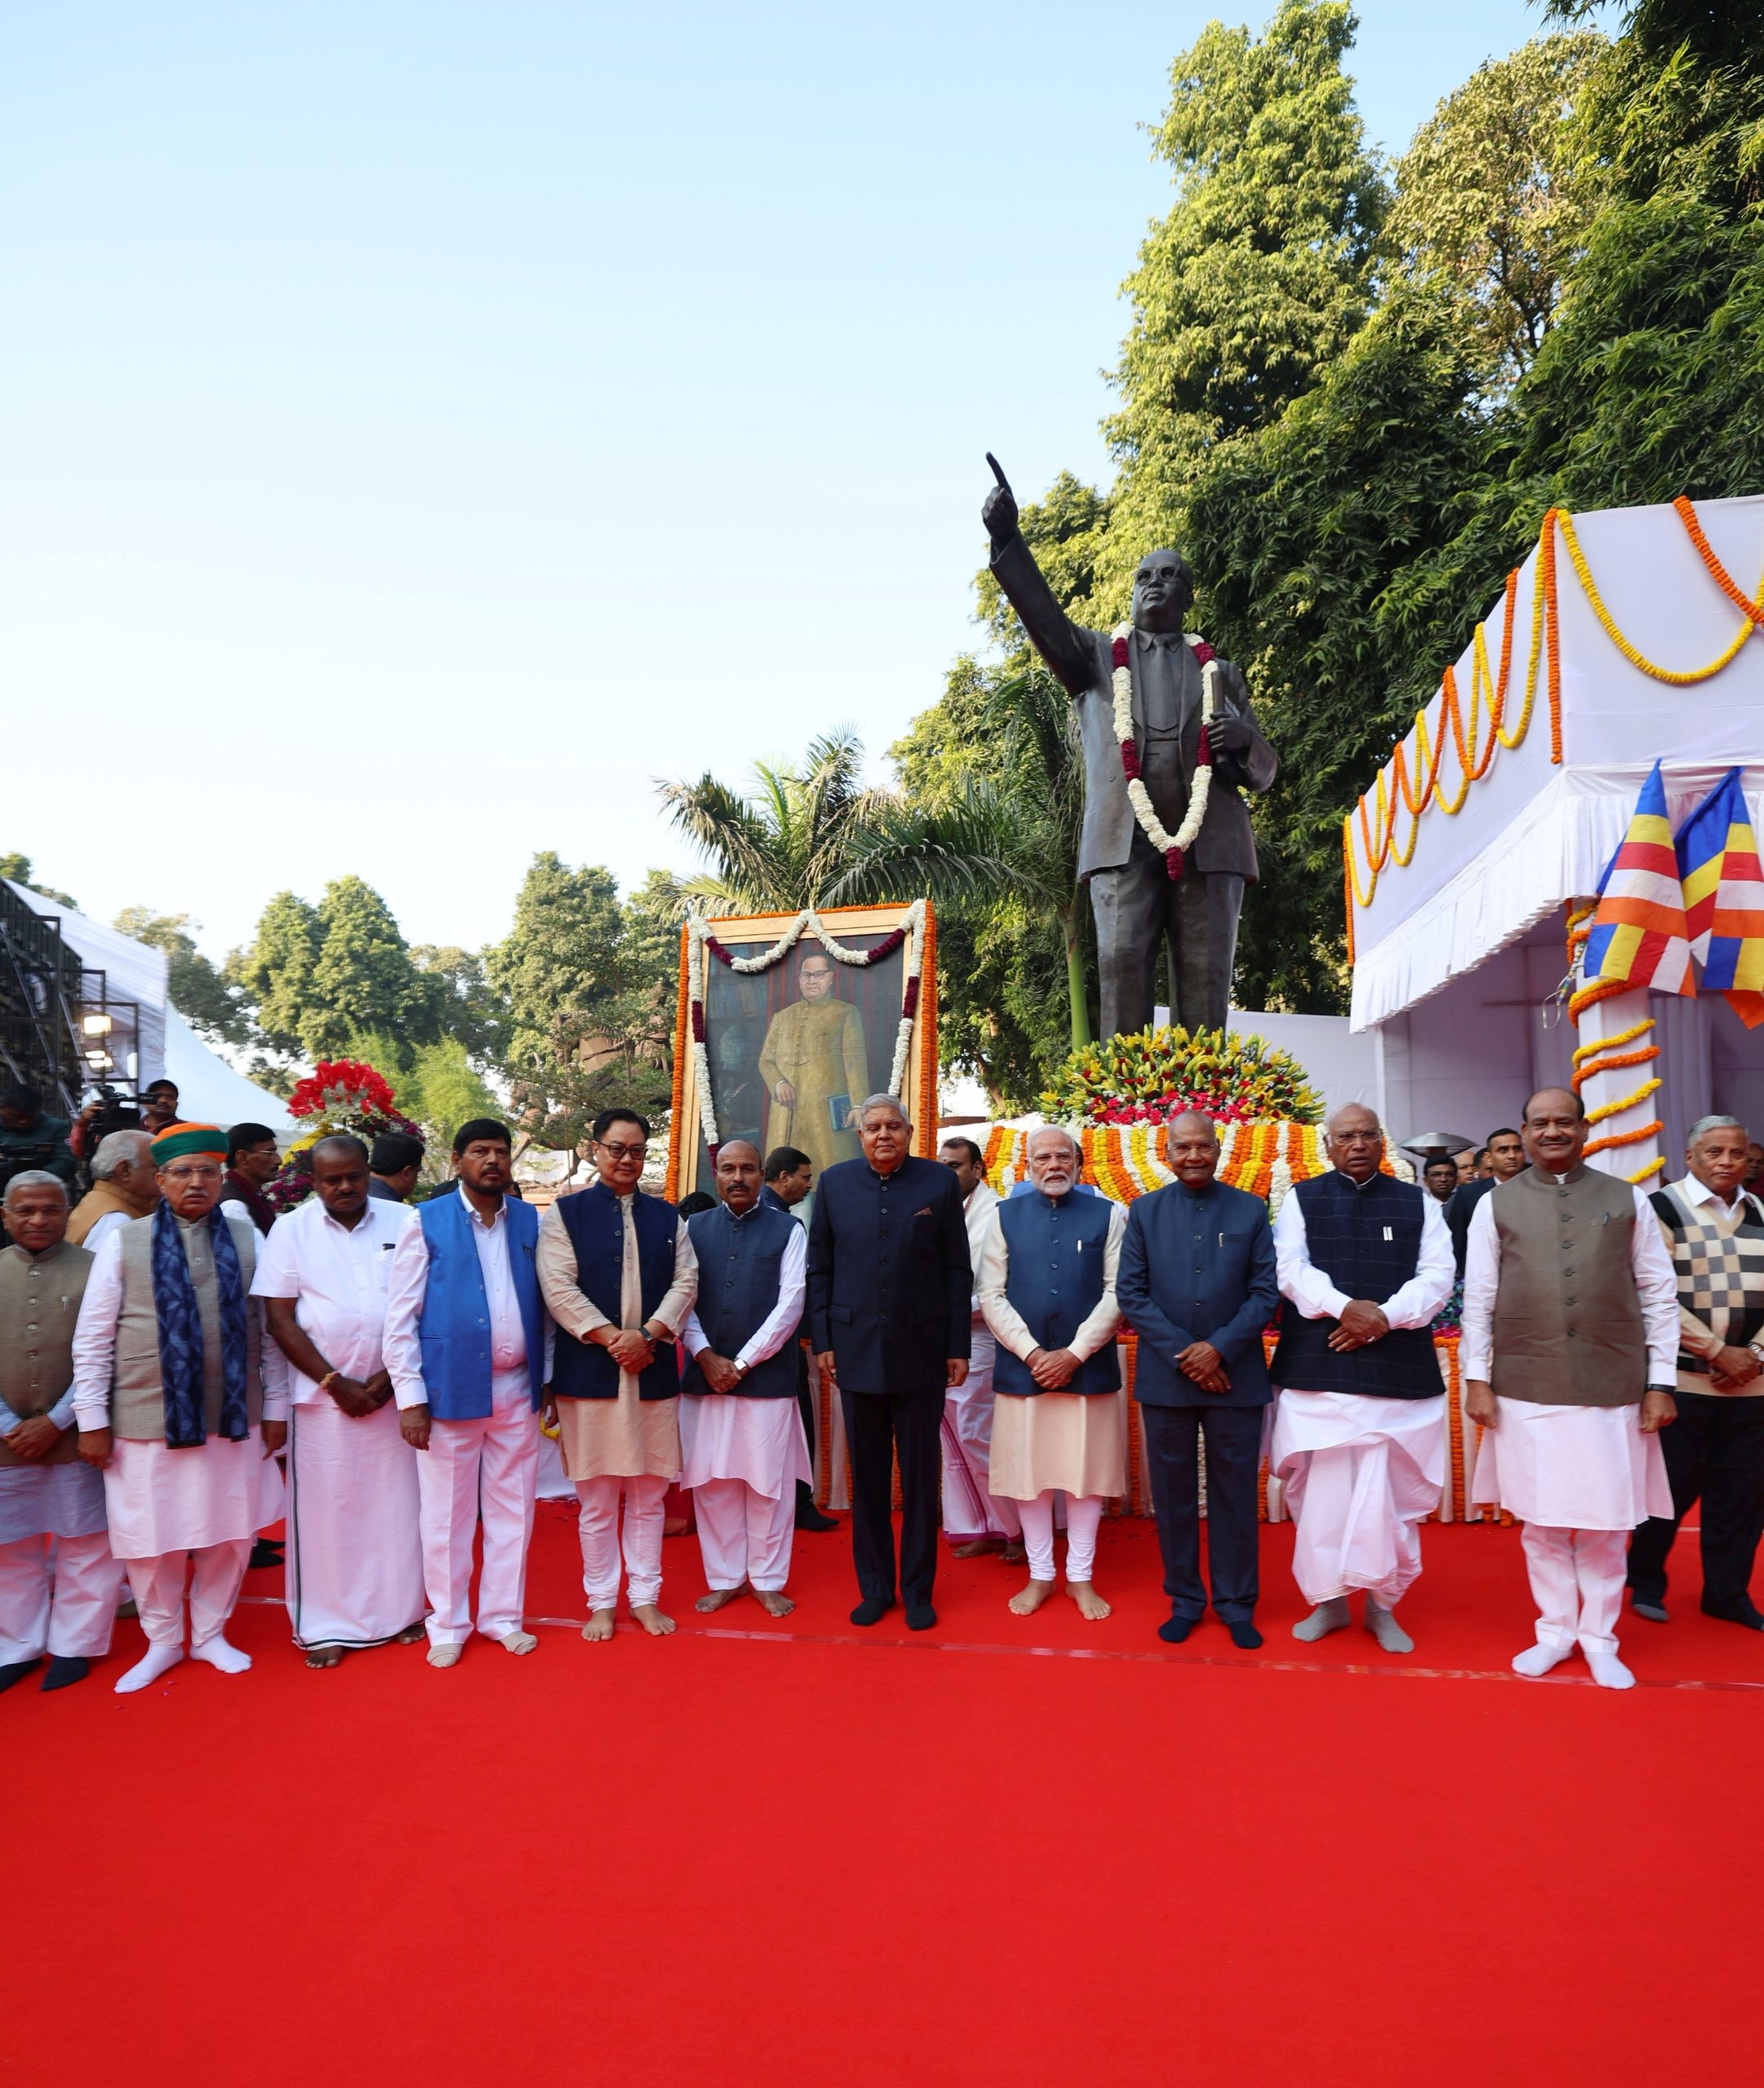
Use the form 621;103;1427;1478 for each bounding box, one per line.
806;1154;971;1395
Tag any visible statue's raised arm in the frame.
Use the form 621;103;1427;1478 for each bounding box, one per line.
981;453;1096;696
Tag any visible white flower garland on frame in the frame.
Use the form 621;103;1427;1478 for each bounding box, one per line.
1110;623;1223;872
687;901;926;1159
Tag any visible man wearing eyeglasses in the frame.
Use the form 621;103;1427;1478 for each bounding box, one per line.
538;1108;698;1642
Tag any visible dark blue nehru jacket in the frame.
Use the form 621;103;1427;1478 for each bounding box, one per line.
1269;1171;1442;1399
550;1180;682;1401
679;1201;801;1398
991;1191;1120;1396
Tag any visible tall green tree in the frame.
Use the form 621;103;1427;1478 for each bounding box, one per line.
229;891;324;1058
0;852;79;913
113;909;250;1046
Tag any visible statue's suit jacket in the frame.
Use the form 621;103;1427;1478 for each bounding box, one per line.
989;529;1276;882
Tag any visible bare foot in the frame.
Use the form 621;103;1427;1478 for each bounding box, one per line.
754;1588;795;1617
303;1644;344;1670
1009;1577;1057;1617
1001;1541;1027;1565
950;1537;1004;1559
581;1608;616;1643
394;1624;427;1645
633;1603;676;1636
696;1586;745;1613
663;1515;690;1537
1068;1580;1111;1621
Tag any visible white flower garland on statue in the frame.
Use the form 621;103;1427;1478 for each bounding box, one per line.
1110;623;1224;877
687;901;926;1157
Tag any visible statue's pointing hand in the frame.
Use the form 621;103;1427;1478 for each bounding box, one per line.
982;452;1018;545
1209;716;1253;756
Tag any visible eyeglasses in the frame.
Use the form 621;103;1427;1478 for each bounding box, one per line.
163;1162;221;1183
596;1141;647;1161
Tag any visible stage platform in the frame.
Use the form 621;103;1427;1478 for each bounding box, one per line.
12;1504;1763;2086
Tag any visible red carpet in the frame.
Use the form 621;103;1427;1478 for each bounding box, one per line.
13;1509;1764;2086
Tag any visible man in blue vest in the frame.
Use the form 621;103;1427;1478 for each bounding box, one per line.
976;1126;1125;1620
537;1108;697;1641
808;1094;971;1631
383;1119;552;1670
1268;1104;1452;1653
679;1141;809;1616
1118;1111;1280;1648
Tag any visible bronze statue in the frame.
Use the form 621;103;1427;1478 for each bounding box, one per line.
982;455;1275;1038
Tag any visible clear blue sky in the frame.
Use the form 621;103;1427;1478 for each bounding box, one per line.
2;0;1578;962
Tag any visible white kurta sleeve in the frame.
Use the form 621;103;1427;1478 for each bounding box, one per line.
249;1218;300;1299
1069;1202;1126;1360
735;1223;806;1369
1272;1193;1351;1321
1630;1186;1683;1383
1459;1196;1501;1381
976;1208;1039;1362
1379;1193;1454;1329
381;1219;432;1409
258;1301;290;1422
651;1220;699;1338
69;1229;126;1429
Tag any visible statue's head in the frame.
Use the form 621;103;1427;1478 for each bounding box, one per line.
1131;549;1194;635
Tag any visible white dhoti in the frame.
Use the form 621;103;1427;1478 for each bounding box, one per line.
683;1392;811;1592
0;1530;118;1663
418;1367;539;1646
535;1427;576;1501
285;1400;425;1649
1472;1398;1673;1655
1269;1390;1445;1608
940;1325;1020;1541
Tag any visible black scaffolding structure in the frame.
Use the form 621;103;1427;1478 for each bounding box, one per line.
0;883;144;1116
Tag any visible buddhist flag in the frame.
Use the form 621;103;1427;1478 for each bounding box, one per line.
1582;761;1696;995
1676;766;1764;1028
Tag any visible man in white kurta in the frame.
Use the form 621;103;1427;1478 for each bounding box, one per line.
537;1108;697;1640
1464;1087;1679;1689
71;1123;286;1694
251;1135;424;1668
679;1143;810;1615
1269;1104;1453;1653
938;1137;1022;1558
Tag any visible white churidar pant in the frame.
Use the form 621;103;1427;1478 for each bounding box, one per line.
939;1325;1021;1541
1270;1390;1446;1608
100;1428;285;1557
576;1472;670;1608
417;1365;539;1646
127;1539;251;1650
285;1400;425;1649
1520;1525;1629;1654
694;1477;795;1590
1017;1492;1104;1583
0;1532;118;1663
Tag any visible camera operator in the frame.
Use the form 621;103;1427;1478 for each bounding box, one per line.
0;1084;77;1201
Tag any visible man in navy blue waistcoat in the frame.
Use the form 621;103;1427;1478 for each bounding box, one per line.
807;1094;971;1631
1118;1111;1279;1649
1268;1104;1452;1654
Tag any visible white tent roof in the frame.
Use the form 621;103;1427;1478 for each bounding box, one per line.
161;1006;297;1139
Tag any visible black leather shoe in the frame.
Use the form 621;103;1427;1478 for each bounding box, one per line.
1701;1599;1764;1630
795;1485;838;1533
851;1597;894;1626
0;1657;42;1694
1157;1615;1196;1644
1630;1598;1670;1623
42;1656;90;1692
905;1604;937;1631
1227;1619;1264;1650
249;1538;284;1570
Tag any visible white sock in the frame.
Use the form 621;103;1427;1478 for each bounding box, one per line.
498;1630;538;1655
1583;1643;1636;1691
427;1641;463;1668
115;1643;184;1695
190;1635;252;1675
1512;1640;1575;1679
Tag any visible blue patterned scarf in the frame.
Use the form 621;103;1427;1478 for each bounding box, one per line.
151;1201;250;1449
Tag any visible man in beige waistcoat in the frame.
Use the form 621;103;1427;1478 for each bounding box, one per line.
72;1124;286;1694
1463;1088;1679;1690
66;1129;159;1250
0;1173;115;1692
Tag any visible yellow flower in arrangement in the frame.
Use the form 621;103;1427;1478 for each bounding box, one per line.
1042;1024;1323;1129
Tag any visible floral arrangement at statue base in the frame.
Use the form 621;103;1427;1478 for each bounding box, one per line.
1042;1024;1324;1131
266;1057;425;1213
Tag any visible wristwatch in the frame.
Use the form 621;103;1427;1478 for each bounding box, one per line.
732;1359;749;1382
1645;1383;1675;1395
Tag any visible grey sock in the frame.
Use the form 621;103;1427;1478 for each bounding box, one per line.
1292;1597;1351;1642
1364;1599;1414;1654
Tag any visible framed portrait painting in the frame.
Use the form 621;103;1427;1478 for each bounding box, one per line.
666;900;938;1205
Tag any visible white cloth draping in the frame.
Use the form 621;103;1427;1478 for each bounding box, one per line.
100;1430;284;1559
0;1459;108;1544
0;1532;117;1663
417;1365;539;1646
127;1541;250;1651
1269;1390;1446;1608
680;1393;811;1498
939;1329;1022;1540
1520;1524;1629;1654
577;1471;668;1608
694;1475;795;1592
988;1386;1127;1502
1470;1398;1673;1528
285;1400;424;1648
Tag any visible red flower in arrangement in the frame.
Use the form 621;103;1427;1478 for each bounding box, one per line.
1112;635;1130;670
1191;639;1216;666
1165;847;1184;879
289;1058;397;1121
900;975;921;1021
705;935;733;967
1121;742;1143;781
869;927;906;962
1196;723;1213;768
690;1002;705;1042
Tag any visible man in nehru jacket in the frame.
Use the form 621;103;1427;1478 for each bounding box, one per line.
71;1123;285;1693
1628;1115;1764;1629
808;1094;971;1631
383;1118;552;1669
939;1134;1023;1564
1269;1103;1453;1654
251;1135;424;1670
1465;1088;1679;1688
0;1173;114;1692
679;1141;808;1616
1118;1112;1279;1648
538;1108;696;1641
1445;1125;1526;1276
977;1126;1125;1619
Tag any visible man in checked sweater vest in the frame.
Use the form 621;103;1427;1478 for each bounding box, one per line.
1628;1116;1764;1630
